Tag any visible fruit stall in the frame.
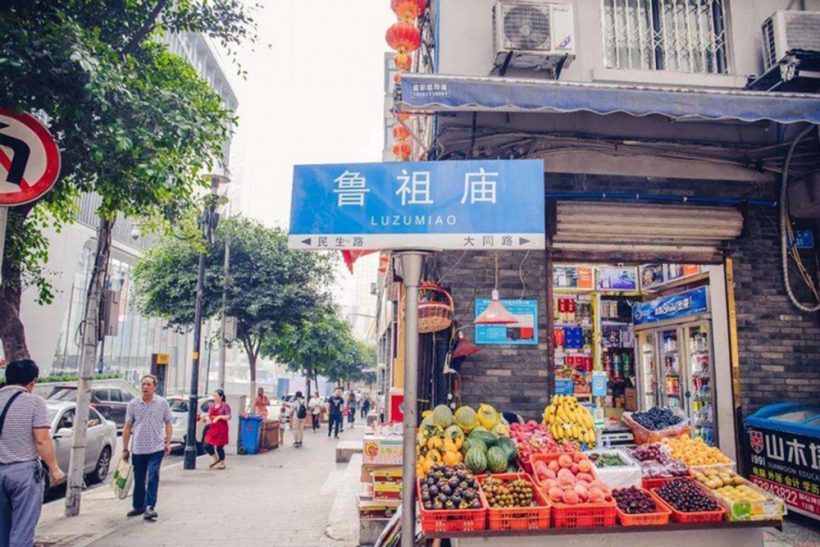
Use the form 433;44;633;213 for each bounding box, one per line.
413;399;785;546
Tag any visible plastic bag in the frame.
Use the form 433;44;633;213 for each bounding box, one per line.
111;459;133;500
622;408;690;445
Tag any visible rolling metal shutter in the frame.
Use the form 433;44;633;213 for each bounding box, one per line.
550;201;744;264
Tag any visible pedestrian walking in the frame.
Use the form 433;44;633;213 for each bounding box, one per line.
290;391;307;447
254;387;270;418
346;392;357;429
121;374;172;521
327;388;344;439
360;396;370;420
0;359;65;547
203;389;231;470
308;392;322;432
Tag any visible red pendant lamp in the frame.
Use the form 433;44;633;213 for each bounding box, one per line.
452;330;480;358
391;0;429;22
475;253;518;325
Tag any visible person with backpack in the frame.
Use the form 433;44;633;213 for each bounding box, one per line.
290;391;307;447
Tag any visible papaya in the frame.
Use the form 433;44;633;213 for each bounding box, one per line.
426;436;443;451
443;450;461;467
477;403;500;429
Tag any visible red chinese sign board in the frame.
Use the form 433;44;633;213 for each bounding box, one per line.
745;426;820;519
0;108;61;206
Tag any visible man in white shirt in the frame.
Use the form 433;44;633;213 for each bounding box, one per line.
308;393;322;432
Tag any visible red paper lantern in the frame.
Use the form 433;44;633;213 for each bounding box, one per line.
391;0;428;21
395;112;410;122
392;124;411;140
394;52;412;71
393;71;402;85
392;141;412;160
386;21;421;53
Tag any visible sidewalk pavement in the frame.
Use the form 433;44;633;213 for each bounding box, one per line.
36;425;366;547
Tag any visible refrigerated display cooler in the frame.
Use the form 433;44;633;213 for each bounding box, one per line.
632;287;717;446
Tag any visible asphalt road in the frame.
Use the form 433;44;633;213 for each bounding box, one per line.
44;443;185;504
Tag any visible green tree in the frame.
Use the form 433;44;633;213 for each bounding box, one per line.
133;217;335;399
262;307;356;400
0;0;258;516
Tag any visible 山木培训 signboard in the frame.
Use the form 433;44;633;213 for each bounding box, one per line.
289;159;544;250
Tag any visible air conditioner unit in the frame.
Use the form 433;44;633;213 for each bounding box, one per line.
762;10;820;71
493;1;575;72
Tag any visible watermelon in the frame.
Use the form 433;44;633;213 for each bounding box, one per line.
432;405;454;429
465;446;488;474
468;428;498;448
462;437;487;455
487;447;508;473
496;437;518;463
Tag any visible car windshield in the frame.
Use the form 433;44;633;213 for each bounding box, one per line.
47;409;58;423
169;399;188;412
49;389;77;402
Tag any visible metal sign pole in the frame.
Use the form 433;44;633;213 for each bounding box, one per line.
0;207;7;284
398;251;425;547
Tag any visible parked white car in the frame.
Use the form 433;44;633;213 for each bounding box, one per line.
167;395;213;451
46;401;117;491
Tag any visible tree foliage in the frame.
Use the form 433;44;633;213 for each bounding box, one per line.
132;217;335;385
0;0;257;358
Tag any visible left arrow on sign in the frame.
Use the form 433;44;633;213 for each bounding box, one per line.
301;238;312;246
0;122;30;186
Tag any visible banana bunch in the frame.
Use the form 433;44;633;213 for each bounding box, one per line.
542;395;596;446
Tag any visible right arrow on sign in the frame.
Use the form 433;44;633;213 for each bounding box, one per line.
519;237;530;246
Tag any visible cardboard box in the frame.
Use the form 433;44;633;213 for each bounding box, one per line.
624;388;638;411
363;435;403;465
372;467;403;484
361;462;401;482
358;496;400;520
374;481;402;501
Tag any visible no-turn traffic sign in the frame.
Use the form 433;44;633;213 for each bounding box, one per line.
0;108;61;206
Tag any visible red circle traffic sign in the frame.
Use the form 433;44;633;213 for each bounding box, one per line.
0;108;61;206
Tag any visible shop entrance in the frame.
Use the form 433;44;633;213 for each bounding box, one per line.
549;262;737;459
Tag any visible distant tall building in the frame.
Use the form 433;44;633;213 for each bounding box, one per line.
7;33;239;392
336;255;379;343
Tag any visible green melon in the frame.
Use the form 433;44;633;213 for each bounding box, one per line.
464;446;488;474
432;405;454;429
454;406;478;433
496;437;518;463
487;446;508;473
468;428;498;448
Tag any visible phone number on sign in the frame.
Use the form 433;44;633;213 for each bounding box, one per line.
751;476;819;516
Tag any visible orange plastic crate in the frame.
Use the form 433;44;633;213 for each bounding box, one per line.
650;485;726;524
551;499;618;528
479;473;551;531
613;488;672;526
416;479;487;534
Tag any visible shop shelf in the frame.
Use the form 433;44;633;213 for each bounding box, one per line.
551;499;618;528
650;486;726;524
614;488;671;526
479;473;551;531
417;479;487;533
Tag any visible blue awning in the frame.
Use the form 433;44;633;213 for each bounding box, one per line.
400;73;820;125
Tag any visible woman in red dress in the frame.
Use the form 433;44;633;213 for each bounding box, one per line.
203;389;231;470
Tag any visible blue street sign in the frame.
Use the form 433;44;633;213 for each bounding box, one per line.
633;286;709;326
474;299;538;345
289;159;545;250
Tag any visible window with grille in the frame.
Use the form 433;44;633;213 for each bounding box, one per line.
602;0;729;74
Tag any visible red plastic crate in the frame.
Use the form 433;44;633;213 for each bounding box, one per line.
641;472;691;490
416;479;487;533
551;499;618;528
613;488;672;526
479;473;551;531
650;484;726;524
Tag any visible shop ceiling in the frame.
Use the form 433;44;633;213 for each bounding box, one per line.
399;74;820;183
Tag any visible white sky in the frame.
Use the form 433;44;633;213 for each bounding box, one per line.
225;1;393;329
229;0;395;228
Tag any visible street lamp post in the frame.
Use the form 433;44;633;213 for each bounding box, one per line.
184;173;229;470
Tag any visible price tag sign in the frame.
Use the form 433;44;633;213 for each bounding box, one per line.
592;371;608;397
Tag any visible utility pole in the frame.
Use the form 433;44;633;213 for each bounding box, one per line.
218;237;230;390
184;174;229;470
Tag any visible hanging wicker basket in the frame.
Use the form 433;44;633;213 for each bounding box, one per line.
402;282;454;334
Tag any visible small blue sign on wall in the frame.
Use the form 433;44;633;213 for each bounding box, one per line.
591;371;608;397
289;159;545;251
633;286;709;326
794;230;814;249
555;379;574;395
474;299;538;345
